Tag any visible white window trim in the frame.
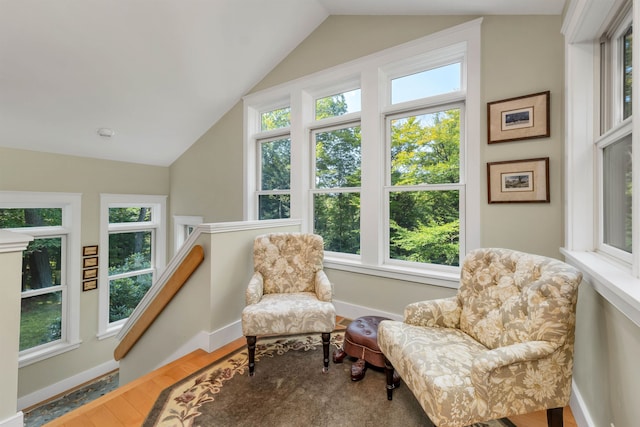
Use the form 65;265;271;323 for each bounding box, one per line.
243;19;482;287
0;191;82;367
98;194;167;339
563;0;640;327
173;215;203;253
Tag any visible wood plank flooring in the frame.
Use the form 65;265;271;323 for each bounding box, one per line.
43;325;579;427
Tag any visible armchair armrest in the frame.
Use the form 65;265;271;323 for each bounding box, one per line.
404;296;461;328
314;270;333;302
245;272;264;305
471;340;559;401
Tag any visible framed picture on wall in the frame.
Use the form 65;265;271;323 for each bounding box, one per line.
487;157;550;203
487;91;550;143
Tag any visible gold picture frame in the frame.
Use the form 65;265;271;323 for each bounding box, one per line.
83;279;98;291
487;91;550;143
82;267;98;280
82;256;98;268
487;157;550;203
83;245;98;257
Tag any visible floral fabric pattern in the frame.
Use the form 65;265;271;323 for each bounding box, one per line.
242;233;336;337
378;248;582;427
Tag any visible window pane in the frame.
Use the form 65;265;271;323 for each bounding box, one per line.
261;137;291;190
261;107;290;131
109;273;153;323
22;237;62;291
314;192;360;254
315;126;361;189
0;208;62;228
259;194;290;220
391;63;461;104
109;231;152;274
391;109;460;185
389;190;459;266
623;25;632;120
109;207;152;223
316;89;361;120
603;135;632;253
20;291;62;351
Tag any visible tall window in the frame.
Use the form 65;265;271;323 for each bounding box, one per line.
99;194;166;337
257;106;291;220
387;106;462;266
244;20;481;284
0;192;81;365
598;9;633;261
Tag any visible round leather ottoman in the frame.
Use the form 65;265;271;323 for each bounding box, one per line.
333;316;398;383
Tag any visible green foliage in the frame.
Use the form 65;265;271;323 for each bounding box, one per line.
261;138;290;191
389;109;461;266
19;293;62;351
261;107;290;131
109;273;152;323
0;208;62;228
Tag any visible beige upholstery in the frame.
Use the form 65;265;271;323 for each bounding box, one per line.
241;233;336;375
378;248;582;427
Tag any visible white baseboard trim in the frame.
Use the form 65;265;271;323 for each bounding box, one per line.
570;379;595;427
17;359;119;411
333;299;403;321
157;302;399;370
158;320;244;369
0;412;23;427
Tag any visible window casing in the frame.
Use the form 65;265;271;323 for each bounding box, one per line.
243;20;481;286
0;192;81;366
98;194;166;338
598;7;634;263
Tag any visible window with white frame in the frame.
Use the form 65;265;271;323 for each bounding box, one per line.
244;20;481;284
0;192;81;366
257;106;291;220
598;5;633;262
173;215;203;253
99;194;166;337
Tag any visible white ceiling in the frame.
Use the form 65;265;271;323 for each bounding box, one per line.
0;0;566;166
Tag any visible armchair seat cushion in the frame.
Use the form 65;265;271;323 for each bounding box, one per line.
242;292;336;337
378;321;489;427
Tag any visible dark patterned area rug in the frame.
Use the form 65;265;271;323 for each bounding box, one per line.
143;332;514;427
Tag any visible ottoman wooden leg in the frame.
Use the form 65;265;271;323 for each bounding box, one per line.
322;332;330;373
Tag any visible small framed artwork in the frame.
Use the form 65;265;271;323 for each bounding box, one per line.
487;157;550;203
487;91;550;143
83;279;98;292
82;268;98;280
83;245;98;257
82;256;98;268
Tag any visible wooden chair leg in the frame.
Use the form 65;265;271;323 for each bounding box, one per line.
384;357;396;400
246;336;256;376
547;407;563;427
321;332;330;373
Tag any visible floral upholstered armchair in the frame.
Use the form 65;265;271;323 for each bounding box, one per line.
241;233;336;376
378;248;582;427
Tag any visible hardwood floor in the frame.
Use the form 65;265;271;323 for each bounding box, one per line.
43;330;579;427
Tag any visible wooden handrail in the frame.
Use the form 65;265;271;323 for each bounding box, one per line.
114;245;205;361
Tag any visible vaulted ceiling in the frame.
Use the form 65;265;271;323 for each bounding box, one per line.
0;1;565;166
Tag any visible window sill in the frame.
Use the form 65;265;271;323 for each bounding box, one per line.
324;256;460;289
19;340;81;368
561;248;640;328
97;324;122;341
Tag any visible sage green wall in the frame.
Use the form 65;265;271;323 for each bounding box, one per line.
0;147;170;399
481;16;565;258
170;15;565;308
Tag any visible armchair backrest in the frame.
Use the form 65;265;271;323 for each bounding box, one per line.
458;248;582;350
253;233;325;294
